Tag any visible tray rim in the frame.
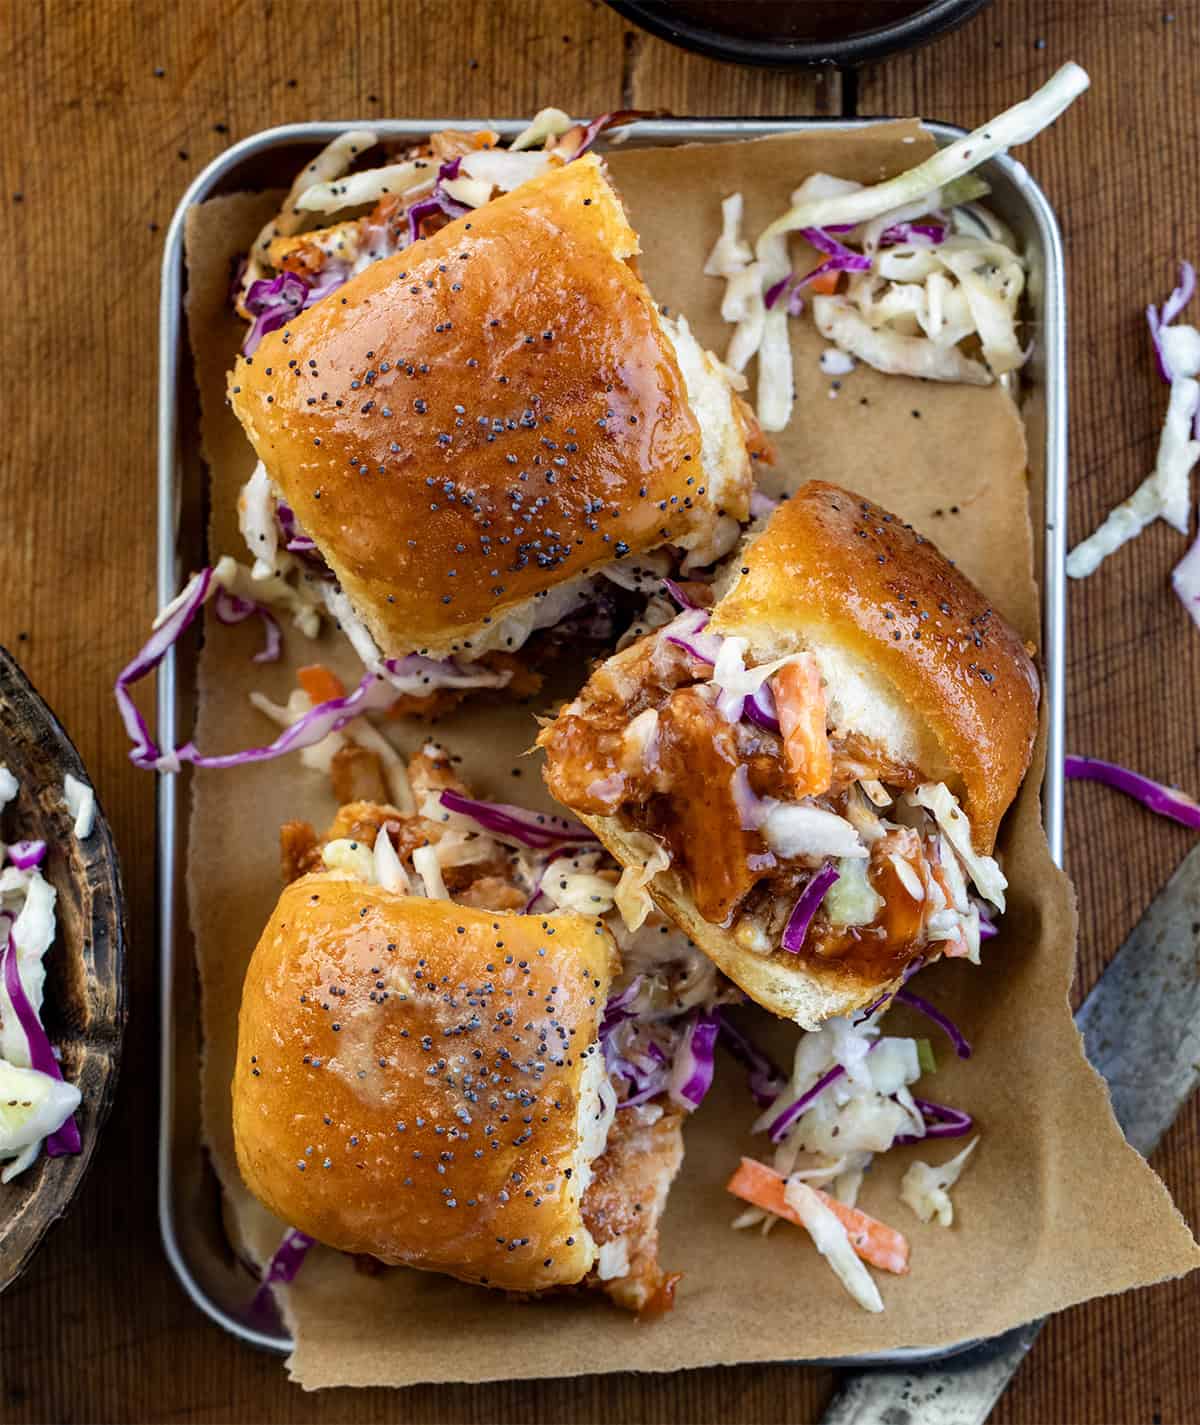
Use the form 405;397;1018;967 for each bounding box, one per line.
156;114;1067;1366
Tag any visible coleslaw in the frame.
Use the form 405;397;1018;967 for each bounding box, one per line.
703;64;1090;430
0;765;87;1181
722;980;979;1312
1068;260;1200;582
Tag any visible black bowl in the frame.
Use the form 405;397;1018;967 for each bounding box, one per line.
607;0;993;68
0;648;127;1291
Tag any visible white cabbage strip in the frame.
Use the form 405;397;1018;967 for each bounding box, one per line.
1068;322;1200;578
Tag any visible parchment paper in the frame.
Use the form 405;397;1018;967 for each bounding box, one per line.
183;126;1199;1390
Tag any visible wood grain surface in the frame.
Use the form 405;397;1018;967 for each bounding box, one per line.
1;1;1196;1421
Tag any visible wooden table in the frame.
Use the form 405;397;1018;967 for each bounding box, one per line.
2;2;1196;1420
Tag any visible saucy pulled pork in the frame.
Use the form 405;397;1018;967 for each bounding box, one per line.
541;630;970;984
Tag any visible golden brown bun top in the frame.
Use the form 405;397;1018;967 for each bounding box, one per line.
233;877;615;1292
229;156;722;659
712;481;1039;852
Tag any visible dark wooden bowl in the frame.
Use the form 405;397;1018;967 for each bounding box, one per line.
0;647;126;1292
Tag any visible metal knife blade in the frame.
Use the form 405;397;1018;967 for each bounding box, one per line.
820;842;1200;1425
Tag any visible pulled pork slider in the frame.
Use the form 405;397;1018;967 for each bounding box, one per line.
538;481;1039;1029
235;887;624;1294
233;749;692;1311
228;154;756;682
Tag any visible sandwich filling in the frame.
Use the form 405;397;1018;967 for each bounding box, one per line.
279;743;732;1310
236;447;740;718
541;601;1004;989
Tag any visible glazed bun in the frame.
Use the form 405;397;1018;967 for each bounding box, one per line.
710;481;1039;853
229;155;754;663
233;878;617;1293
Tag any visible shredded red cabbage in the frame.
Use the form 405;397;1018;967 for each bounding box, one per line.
894;1097;974;1145
438;789;597;851
275;501;319;554
164;671;401;771
251;1227;315;1312
1065;754;1200;830
764;1061;846;1144
604;1028;672;1110
662;578;698;611
212;587;282;664
801;226;873;269
765;1035;927;1144
716;1011;787;1107
894;989;972;1059
769;248;868;307
853;955;924;1025
762;1040;882;1145
115;568;214;769
879;220;948;247
744;681;780;733
243;261;353;356
381;652;512;695
764;275;789;309
2;919;81;1158
600;977;645;1040
781;862;839;953
767;226;874;298
663;608;723;665
405;157;473;246
116;577;401;772
406;187;470;245
119;570;518;772
273;500;335;579
853;990;891;1025
667;1007;720;1111
243;272;308;355
570;109;642;159
603;993;718;1115
1147;260;1196;383
6;840;47;871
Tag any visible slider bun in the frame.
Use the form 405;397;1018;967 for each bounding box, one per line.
229;155;751;661
712;481;1039;853
233;877;616;1293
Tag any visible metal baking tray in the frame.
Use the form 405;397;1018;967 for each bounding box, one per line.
156;117;1067;1361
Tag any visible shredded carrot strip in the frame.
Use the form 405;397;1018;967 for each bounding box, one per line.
929;864;972;958
727;1157;910;1275
773;658;833;798
297;665;346;705
807;269;841;296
